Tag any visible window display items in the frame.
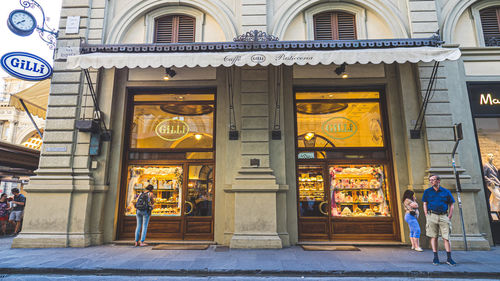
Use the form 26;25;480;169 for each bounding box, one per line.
330;164;391;217
125;165;183;216
298;167;326;217
484;153;500;220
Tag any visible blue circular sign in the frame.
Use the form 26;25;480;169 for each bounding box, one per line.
0;52;53;81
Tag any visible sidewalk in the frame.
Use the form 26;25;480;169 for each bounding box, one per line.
0;236;499;279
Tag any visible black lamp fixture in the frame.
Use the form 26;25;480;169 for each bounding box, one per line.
334;63;348;78
163;67;177;80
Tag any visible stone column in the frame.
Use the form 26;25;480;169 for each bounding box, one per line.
229;66;282;248
7;121;17;143
12;0;108;248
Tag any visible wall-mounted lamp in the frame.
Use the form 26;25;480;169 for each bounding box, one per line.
163;67;177;80
334;63;348;78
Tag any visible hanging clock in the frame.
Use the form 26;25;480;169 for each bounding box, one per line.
7;9;37;37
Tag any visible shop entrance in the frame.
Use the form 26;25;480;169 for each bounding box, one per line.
117;90;215;241
468;82;500;244
295;90;400;241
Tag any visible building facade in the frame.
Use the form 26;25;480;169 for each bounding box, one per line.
12;0;500;249
0;77;44;197
0;77;43;147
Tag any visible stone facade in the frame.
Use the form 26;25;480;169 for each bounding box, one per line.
13;0;498;250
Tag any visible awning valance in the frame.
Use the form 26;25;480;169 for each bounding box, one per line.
66;47;461;69
9;79;50;119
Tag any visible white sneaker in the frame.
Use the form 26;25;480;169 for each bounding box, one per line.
414;247;423;252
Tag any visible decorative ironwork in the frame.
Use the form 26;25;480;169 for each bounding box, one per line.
81;35;445;54
19;0;59;49
234;30;279;42
486;37;500;47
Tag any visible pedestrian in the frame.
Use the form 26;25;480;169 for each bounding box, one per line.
422;175;456;266
8;188;26;236
402;189;422;251
134;184;155;247
0;193;11;236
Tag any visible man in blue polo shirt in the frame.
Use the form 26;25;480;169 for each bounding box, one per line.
422;174;456;266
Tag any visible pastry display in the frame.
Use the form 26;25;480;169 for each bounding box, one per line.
330;164;390;217
298;170;325;202
341;207;352;216
364;208;375;216
125;165;183;217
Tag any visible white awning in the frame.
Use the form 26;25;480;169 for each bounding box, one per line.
66;47;461;69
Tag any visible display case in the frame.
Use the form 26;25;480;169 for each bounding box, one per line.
124;165;183;216
330;164;391;217
298;165;326;217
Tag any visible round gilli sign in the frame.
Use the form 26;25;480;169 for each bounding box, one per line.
0;52;53;81
155;118;190;141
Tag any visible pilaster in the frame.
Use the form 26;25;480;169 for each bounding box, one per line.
240;0;267;33
229;67;282;248
12;0;108;248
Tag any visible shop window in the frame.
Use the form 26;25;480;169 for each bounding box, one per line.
296;92;383;148
124;92;215;219
130;94;214;150
479;6;500;46
475;118;500;221
330;164;391;217
154;15;195;43
125;165;184;217
314;12;356;40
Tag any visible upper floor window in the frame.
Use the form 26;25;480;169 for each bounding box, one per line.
154;15;195;43
479;6;500;46
314;12;356;40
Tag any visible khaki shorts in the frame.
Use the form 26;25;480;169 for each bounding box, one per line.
426;213;451;240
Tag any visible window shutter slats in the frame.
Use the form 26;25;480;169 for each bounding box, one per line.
314;12;356;40
177;16;195;43
155;16;173;43
314;13;334;40
337;13;356;40
154;15;195;43
480;7;500;45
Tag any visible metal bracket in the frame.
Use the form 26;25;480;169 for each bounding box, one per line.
19;0;58;49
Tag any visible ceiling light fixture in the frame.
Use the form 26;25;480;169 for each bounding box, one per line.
304;132;315;141
163;67;177;80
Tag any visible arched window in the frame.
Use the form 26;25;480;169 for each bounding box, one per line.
313;12;356;40
154;15;195;43
479;6;500;46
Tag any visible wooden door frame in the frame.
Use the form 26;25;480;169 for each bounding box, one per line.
116;88;216;241
293;87;401;241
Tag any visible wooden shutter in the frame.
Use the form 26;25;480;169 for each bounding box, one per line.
177;16;195;43
337;13;356;40
480;7;500;46
155;16;174;43
154;15;195;43
314;12;336;40
314;12;356;40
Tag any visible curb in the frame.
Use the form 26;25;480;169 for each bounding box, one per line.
1;268;499;279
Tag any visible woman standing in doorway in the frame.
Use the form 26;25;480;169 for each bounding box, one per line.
134;185;155;247
402;190;423;251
